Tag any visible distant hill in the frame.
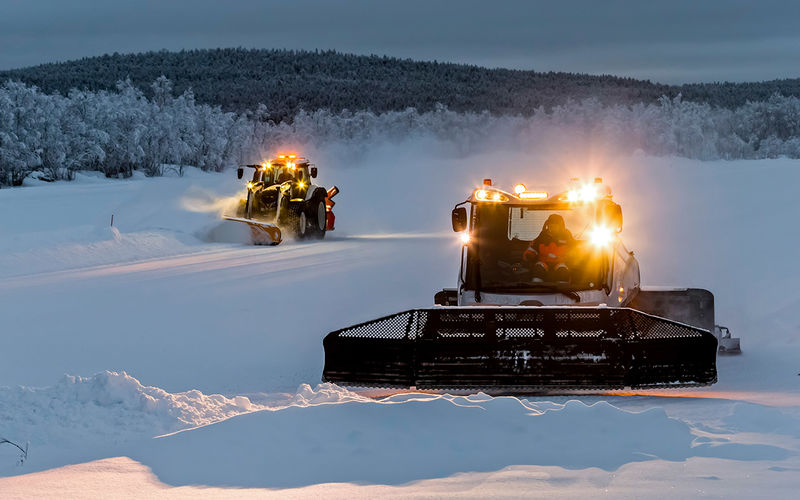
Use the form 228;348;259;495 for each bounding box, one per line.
2;48;799;121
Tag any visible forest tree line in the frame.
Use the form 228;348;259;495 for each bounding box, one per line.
2;76;800;187
3;48;800;120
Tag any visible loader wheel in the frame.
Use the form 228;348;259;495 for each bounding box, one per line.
309;199;327;239
298;211;308;239
285;208;308;239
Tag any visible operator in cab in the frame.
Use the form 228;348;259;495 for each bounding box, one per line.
276;166;294;183
522;214;575;283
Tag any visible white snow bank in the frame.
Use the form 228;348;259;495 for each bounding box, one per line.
0;371;267;458
0;168;243;277
130;384;789;489
1;374;798;490
0;227;203;277
289;382;373;407
0;377;367;456
0;375;372;473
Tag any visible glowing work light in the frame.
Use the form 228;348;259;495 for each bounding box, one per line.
519;191;548;200
579;184;597;202
513;184;548;199
566;183;599;203
589;225;613;247
475;189;508;202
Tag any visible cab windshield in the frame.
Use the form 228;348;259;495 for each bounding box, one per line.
251;165;307;185
465;203;606;292
272;166;296;184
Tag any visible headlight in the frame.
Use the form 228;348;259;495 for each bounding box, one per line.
579;184;597;202
589;225;613;247
297;181;306;189
460;233;471;244
247;181;254;189
566;184;599;202
474;189;508;202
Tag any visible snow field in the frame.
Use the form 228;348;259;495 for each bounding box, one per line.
1;138;800;496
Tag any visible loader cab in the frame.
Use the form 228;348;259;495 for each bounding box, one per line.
249;156;316;188
450;179;638;306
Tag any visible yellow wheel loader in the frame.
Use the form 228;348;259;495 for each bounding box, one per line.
223;154;338;245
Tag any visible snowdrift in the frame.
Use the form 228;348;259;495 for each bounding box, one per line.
136;390;697;488
3;374;797;490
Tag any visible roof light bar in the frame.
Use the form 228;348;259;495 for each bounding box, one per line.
519;191;549;200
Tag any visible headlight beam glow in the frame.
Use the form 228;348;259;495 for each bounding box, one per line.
589;225;613;247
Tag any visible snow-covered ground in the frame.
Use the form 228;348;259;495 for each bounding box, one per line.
1;142;799;498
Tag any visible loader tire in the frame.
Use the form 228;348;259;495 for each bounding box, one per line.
309;199;327;239
285;208;308;240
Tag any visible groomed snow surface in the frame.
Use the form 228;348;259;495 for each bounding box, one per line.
1;142;800;498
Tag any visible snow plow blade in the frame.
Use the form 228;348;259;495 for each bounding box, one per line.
222;216;282;245
322;307;717;391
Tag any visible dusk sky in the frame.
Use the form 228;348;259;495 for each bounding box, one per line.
2;0;800;83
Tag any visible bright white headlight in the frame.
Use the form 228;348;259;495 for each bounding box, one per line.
579;184;597;202
589;225;613;247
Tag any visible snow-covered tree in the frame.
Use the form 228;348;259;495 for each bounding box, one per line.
4;75;800;188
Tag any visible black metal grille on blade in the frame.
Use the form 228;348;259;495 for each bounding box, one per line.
331;308;684;341
323;307;718;390
630;311;706;339
337;311;417;339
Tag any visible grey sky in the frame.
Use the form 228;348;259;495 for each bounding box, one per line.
1;0;799;83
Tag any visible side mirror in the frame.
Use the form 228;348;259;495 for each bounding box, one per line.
237;167;244;179
452;207;468;232
310;167;317;178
